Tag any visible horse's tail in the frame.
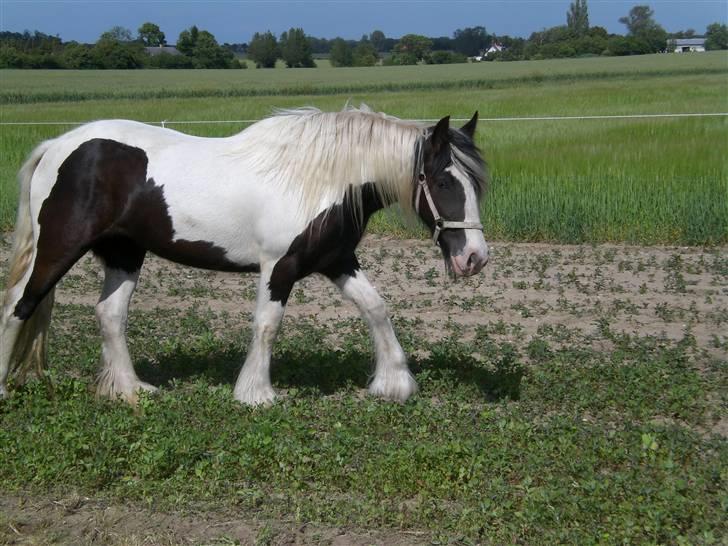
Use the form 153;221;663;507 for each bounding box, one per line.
1;139;55;384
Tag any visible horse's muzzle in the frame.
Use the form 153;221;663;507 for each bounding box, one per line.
450;245;489;277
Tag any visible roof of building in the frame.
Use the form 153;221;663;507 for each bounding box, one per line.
674;38;706;46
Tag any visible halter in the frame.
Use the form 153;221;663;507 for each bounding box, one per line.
413;139;484;245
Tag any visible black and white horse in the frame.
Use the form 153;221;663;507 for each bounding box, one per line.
0;106;488;405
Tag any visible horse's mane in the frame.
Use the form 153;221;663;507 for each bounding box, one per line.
233;104;424;222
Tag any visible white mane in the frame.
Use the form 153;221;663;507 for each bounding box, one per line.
233;105;424;222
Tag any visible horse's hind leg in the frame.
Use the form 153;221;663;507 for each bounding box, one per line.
94;242;155;404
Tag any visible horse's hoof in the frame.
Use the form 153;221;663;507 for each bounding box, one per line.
97;380;158;405
369;369;418;402
233;386;277;406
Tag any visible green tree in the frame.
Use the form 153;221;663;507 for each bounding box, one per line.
176;26;199;56
138;22;166;47
192;30;233;68
392;34;432;63
94;27;145;68
99;26;133;43
369;30;386;51
670;29;696;39
427;50;467;64
705;22;728;50
352;41;378;66
248;31;279;68
618;5;667;52
452;26;490;56
60;41;95;68
0;45;25;68
279;27;314;67
567;0;589;35
173;26;234;68
329;38;353;67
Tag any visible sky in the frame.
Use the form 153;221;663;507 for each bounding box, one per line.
1;0;726;44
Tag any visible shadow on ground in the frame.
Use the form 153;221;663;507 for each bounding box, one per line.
135;341;523;402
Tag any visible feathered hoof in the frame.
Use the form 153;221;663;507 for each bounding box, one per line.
369;368;418;402
233;384;277;407
0;384;8;399
96;379;158;405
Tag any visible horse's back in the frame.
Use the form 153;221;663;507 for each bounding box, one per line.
23;120;303;270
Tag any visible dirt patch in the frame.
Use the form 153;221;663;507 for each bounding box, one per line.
3;234;725;359
0;493;423;545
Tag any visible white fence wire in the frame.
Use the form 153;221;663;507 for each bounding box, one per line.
0;112;726;127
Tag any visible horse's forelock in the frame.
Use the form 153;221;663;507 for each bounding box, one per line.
449;130;487;198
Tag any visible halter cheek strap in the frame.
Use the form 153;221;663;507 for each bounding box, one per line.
414;172;484;245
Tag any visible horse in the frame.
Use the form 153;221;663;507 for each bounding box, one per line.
0;105;489;405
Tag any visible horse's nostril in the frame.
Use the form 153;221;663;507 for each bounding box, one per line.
467;252;477;268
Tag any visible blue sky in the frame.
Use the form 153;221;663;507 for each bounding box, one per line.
1;1;726;44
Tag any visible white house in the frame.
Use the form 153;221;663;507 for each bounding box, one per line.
471;42;504;61
673;38;706;53
485;42;504;56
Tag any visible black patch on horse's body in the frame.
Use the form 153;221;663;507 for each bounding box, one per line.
268;183;383;304
14;138;257;320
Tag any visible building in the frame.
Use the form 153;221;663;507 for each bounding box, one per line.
471;42;504;61
672;38;706;53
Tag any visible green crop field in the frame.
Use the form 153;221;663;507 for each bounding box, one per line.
0;52;724;103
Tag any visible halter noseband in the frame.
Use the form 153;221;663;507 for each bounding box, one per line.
414;170;484;245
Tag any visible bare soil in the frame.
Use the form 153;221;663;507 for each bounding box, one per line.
6;235;723;358
1;235;726;545
0;493;424;546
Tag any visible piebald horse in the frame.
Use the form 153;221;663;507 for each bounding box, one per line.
0;106;488;405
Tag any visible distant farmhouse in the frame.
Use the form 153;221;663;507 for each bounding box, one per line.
471;42;504;61
671;38;706;53
144;45;181;56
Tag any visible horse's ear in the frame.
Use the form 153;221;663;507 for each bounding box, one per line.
431;115;450;153
460;111;478;139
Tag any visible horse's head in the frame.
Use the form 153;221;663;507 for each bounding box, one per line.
414;112;489;277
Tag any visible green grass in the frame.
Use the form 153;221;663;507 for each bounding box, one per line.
0;305;725;544
1;53;727;244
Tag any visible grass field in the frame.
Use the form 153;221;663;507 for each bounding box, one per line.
2;53;726;244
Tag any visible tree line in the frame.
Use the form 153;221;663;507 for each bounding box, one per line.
2;2;727;69
0;23;243;69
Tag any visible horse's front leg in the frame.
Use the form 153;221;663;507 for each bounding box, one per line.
234;263;289;405
332;263;418;402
